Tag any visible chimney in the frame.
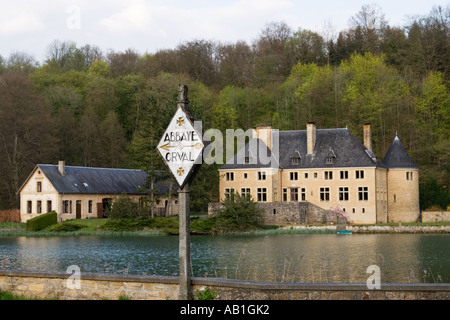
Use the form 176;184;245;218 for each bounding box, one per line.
363;124;372;151
307;122;316;154
58;160;65;176
255;124;272;150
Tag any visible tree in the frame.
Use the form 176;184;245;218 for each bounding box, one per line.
348;3;388;54
340;53;411;154
4;51;39;74
216;191;264;232
415;71;450;180
0;74;57;209
285;29;327;65
253;21;293;87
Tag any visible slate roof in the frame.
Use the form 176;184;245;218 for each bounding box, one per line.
36;165;173;195
381;136;418;169
220;128;384;170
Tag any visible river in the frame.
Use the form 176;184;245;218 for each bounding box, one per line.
1;233;449;283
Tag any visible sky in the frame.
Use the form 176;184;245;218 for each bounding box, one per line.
0;0;449;63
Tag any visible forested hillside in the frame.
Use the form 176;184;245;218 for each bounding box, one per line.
0;4;448;212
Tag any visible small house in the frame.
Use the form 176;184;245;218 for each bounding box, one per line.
19;161;178;222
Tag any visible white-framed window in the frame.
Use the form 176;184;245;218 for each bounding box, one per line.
339;187;349;201
225;188;235;200
241;188;251;199
320;187;330;201
358;187;368;201
257;188;267;202
258;171;266;180
63;200;72;214
356;170;365;179
226;172;234;181
290;188;298;202
340;171;348;179
283;188;288;202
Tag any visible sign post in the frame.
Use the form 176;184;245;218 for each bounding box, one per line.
157;84;204;300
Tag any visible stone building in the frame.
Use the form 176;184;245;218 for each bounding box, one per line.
19;161;178;223
218;123;420;224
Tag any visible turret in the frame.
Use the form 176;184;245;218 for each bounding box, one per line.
382;134;420;223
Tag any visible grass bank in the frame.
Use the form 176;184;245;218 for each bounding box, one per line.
1;219;450;237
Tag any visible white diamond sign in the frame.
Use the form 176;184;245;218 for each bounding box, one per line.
157;106;204;188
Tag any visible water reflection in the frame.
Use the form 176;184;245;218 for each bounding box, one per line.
1;234;449;283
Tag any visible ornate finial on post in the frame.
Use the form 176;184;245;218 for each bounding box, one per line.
177;84;189;105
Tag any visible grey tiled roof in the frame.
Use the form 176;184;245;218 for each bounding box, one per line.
220;128;384;170
381;136;418;169
37;165;173;195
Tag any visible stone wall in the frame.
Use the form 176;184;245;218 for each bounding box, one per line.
1;270;449;300
422;211;450;223
208;202;343;225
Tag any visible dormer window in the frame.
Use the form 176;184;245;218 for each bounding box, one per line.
290;150;301;166
325;148;336;165
244;157;250;164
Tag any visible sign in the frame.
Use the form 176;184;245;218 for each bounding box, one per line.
157;88;204;188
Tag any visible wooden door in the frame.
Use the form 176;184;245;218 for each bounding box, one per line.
76;201;81;219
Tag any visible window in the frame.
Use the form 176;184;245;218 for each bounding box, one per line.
258;172;266;180
226;172;234;181
326;157;334;164
324;171;333;180
304;173;308;179
290;172;298;181
290;188;298;202
340;171;348;180
362;208;366;213
257;188;267;202
241;188;251;199
291;157;300;165
37;181;42;192
314;172;318;179
406;172;413;180
358;187;369;201
27;201;32;214
37;201;42;214
225;188;235;200
320;187;330;201
283;188;288;202
47;200;52;213
244;173;248;179
88;200;93;213
356;170;365;179
393;194;397;203
244;157;250;164
301;188;306;201
63;200;72;214
339;187;349;201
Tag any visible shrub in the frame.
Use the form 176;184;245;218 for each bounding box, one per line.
106;196;140;219
26;211;57;231
195;287;218;300
0;210;20;223
49;222;84;232
215;192;263;233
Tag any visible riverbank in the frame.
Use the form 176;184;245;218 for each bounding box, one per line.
2;220;450;236
279;224;450;234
